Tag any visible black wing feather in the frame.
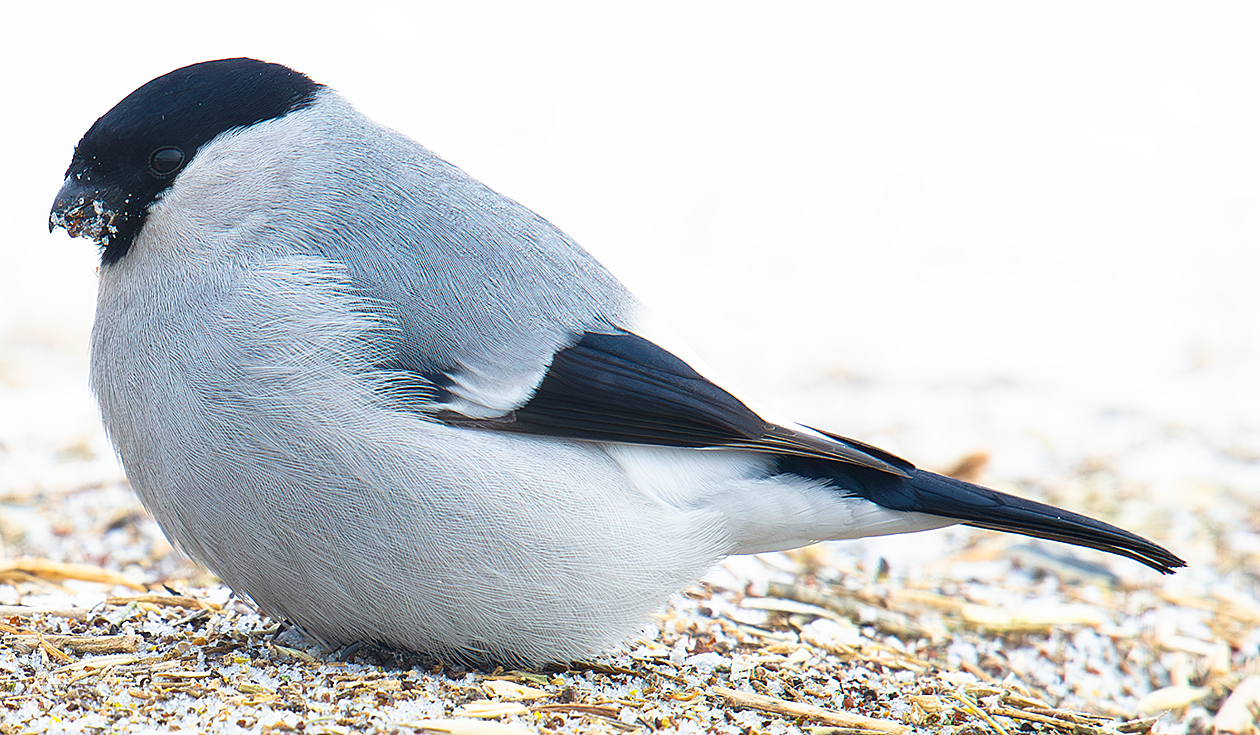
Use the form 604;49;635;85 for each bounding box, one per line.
508;331;768;445
435;331;911;476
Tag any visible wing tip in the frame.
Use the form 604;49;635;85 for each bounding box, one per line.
763;425;914;477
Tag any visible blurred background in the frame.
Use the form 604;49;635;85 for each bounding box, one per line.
1;2;1257;582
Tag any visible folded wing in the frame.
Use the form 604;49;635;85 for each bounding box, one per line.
429;330;912;477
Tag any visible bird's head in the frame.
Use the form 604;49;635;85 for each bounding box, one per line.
49;58;321;265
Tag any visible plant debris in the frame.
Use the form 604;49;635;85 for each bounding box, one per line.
0;498;1256;735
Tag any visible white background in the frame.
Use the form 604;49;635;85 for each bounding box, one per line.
2;3;1257;534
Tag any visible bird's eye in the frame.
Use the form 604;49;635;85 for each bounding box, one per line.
148;147;185;177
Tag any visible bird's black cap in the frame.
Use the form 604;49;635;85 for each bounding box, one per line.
50;58;322;264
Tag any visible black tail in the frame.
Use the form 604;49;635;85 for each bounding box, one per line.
775;453;1186;574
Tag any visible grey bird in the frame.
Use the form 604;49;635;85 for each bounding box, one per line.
49;58;1183;667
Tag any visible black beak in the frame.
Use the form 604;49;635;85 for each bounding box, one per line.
49;176;119;244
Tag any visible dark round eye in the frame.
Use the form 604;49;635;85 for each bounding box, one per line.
148;147;185;177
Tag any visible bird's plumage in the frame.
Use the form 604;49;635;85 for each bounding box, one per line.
50;58;1184;667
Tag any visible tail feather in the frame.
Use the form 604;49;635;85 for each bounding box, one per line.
775;454;1186;574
